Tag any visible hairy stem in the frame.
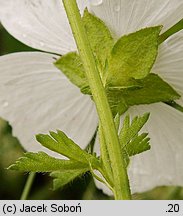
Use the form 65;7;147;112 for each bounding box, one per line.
62;0;131;200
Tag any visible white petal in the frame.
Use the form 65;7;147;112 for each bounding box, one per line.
94;103;183;195
128;103;183;193
0;0;87;54
89;0;183;38
0;52;98;158
153;31;183;106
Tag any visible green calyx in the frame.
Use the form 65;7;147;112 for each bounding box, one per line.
55;10;180;116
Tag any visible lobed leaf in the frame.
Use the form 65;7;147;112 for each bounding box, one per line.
8;152;88;172
119;114;151;157
36;130;99;166
126;133;151;156
119;113;150;147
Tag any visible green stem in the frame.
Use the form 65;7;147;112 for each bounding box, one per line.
159;19;183;44
165;101;183;113
62;0;131;200
98;123;113;186
20;172;36;200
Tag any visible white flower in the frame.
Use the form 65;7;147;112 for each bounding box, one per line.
0;0;183;194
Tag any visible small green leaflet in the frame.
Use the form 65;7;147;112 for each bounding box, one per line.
36;130;99;167
82;9;114;78
119;113;151;157
126;133;150;157
54;52;90;95
107;26;162;86
105;113;151;167
119;113;149;146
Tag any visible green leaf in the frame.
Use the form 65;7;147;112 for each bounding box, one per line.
106;89;129;116
122;74;180;106
106;73;180;115
107;26;162;86
159;19;183;44
54;52;90;94
8;151;90;190
119;113;150;147
50;169;88;190
126;133;151;156
82;9;114;77
36;130;99;166
119;114;151;158
112;113;151;166
55;10;114;94
8;152;88;172
106;85;140;116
